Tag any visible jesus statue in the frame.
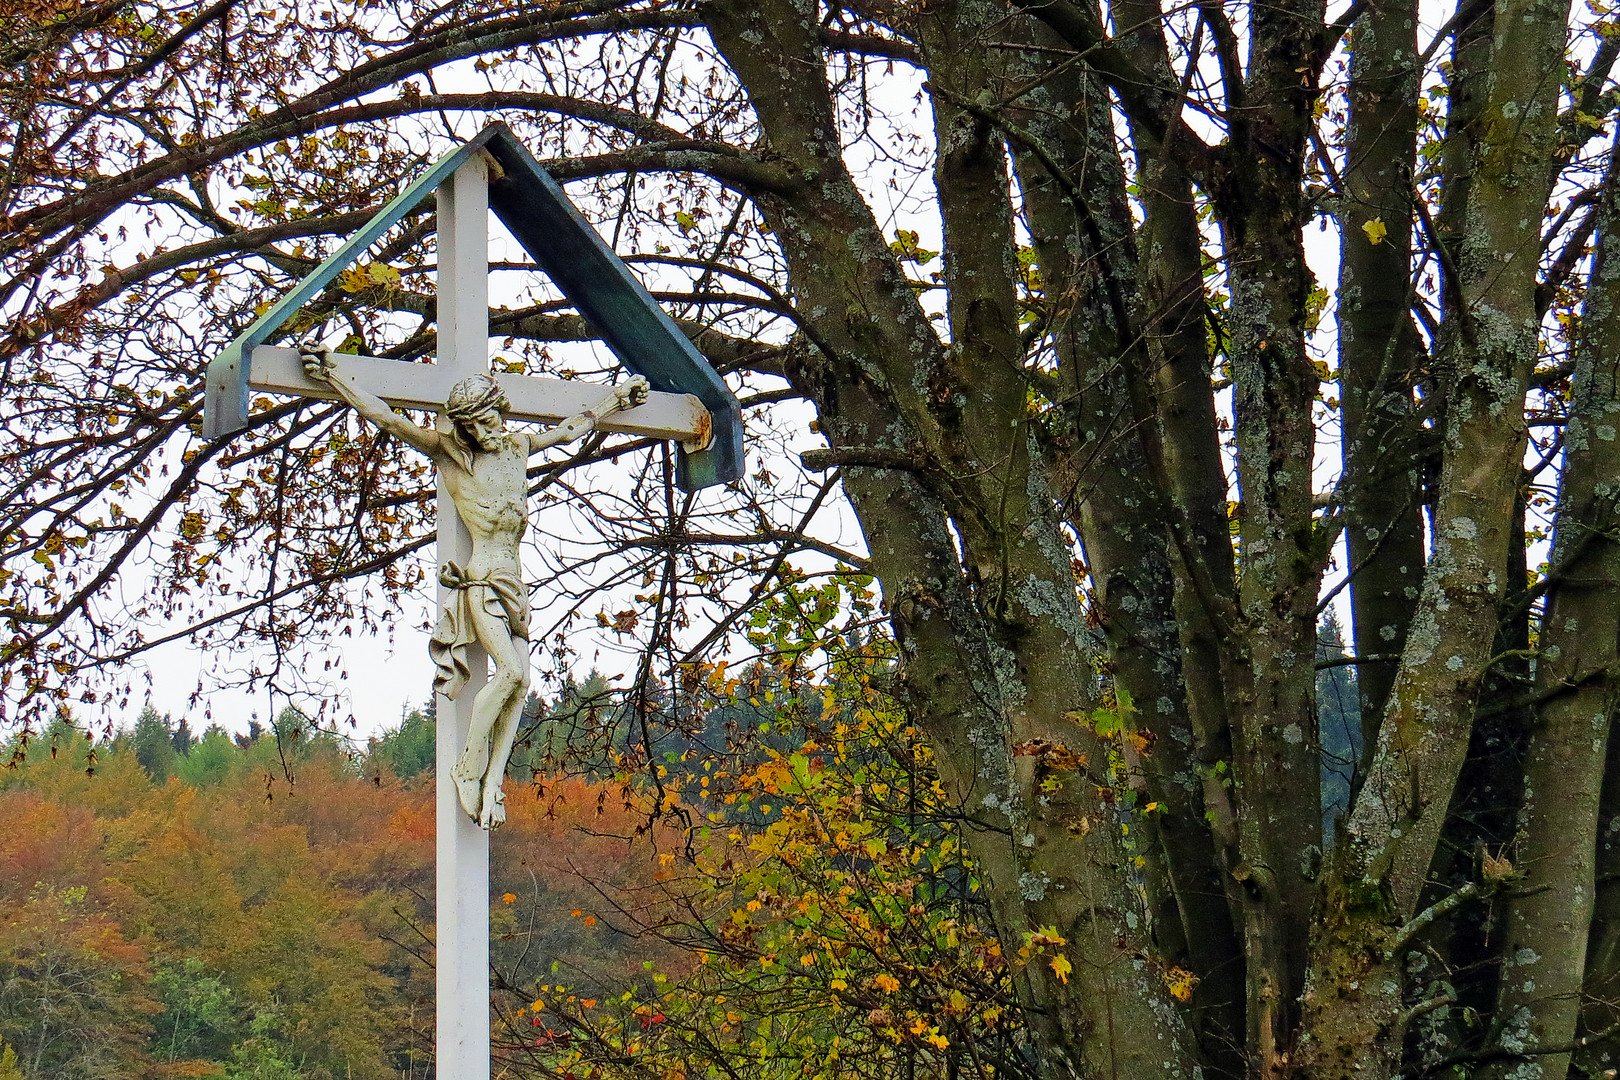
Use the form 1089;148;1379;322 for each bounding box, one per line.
302;348;649;828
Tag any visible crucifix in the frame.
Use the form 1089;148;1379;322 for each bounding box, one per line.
203;124;743;1080
299;349;650;828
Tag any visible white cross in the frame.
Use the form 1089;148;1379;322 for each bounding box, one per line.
239;156;713;1080
437;156;496;1080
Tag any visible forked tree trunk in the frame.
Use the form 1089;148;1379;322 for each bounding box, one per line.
1298;1;1571;1074
1485;143;1620;1077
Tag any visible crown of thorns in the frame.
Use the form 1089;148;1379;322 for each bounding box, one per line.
444;374;509;421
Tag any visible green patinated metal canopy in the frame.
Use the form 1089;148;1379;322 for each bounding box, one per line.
203;122;743;491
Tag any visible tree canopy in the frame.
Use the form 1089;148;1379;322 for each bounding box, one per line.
5;0;1620;1076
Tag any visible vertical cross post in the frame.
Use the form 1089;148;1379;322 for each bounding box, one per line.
435;156;491;1080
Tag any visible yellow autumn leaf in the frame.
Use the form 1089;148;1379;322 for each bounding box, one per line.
501;892;516;904
888;228;938;265
367;261;402;287
872;973;901;993
338;262;401;292
1050;953;1073;985
1361;217;1388;245
1164;965;1200;1002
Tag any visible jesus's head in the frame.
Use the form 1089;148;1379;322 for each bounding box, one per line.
445;374;510;451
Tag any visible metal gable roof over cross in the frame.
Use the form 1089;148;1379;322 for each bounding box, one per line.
203;121;744;491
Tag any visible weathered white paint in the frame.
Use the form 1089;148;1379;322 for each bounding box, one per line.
435;157;492;1080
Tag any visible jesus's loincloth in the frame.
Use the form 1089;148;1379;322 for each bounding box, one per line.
429;561;530;700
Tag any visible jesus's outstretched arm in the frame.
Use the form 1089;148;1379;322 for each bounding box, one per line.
526;375;650;455
302;349;445;461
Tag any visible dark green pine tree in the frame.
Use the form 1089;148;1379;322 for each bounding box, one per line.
131;706;177;783
171;715;193;757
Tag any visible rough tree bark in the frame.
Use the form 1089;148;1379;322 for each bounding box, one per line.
1300;1;1571;1075
705;0;1201;1072
1487;140;1620;1077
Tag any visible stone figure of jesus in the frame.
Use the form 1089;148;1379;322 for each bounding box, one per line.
302;349;649;828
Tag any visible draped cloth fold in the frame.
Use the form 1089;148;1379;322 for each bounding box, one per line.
429;561;530;701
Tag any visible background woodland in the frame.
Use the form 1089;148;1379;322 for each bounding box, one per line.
10;631;1302;1080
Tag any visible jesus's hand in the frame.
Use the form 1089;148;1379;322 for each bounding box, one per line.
615;375;651;411
301;347;338;383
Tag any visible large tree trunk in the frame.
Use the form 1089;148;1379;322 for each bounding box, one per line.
704;0;1200;1073
1298;1;1572;1074
1486;145;1620;1077
1578;726;1620;1075
1336;0;1424;742
1209;3;1330;1069
1008;31;1247;1070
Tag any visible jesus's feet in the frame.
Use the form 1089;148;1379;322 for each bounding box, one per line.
478;782;506;830
451;761;483;820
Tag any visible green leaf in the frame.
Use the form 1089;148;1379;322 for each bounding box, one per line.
888;229;938;265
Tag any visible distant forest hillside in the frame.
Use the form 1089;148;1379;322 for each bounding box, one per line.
0;702;677;1080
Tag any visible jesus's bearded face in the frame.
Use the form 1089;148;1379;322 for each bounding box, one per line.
462;409;505;451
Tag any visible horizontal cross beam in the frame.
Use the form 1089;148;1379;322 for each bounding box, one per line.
246;346;712;447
